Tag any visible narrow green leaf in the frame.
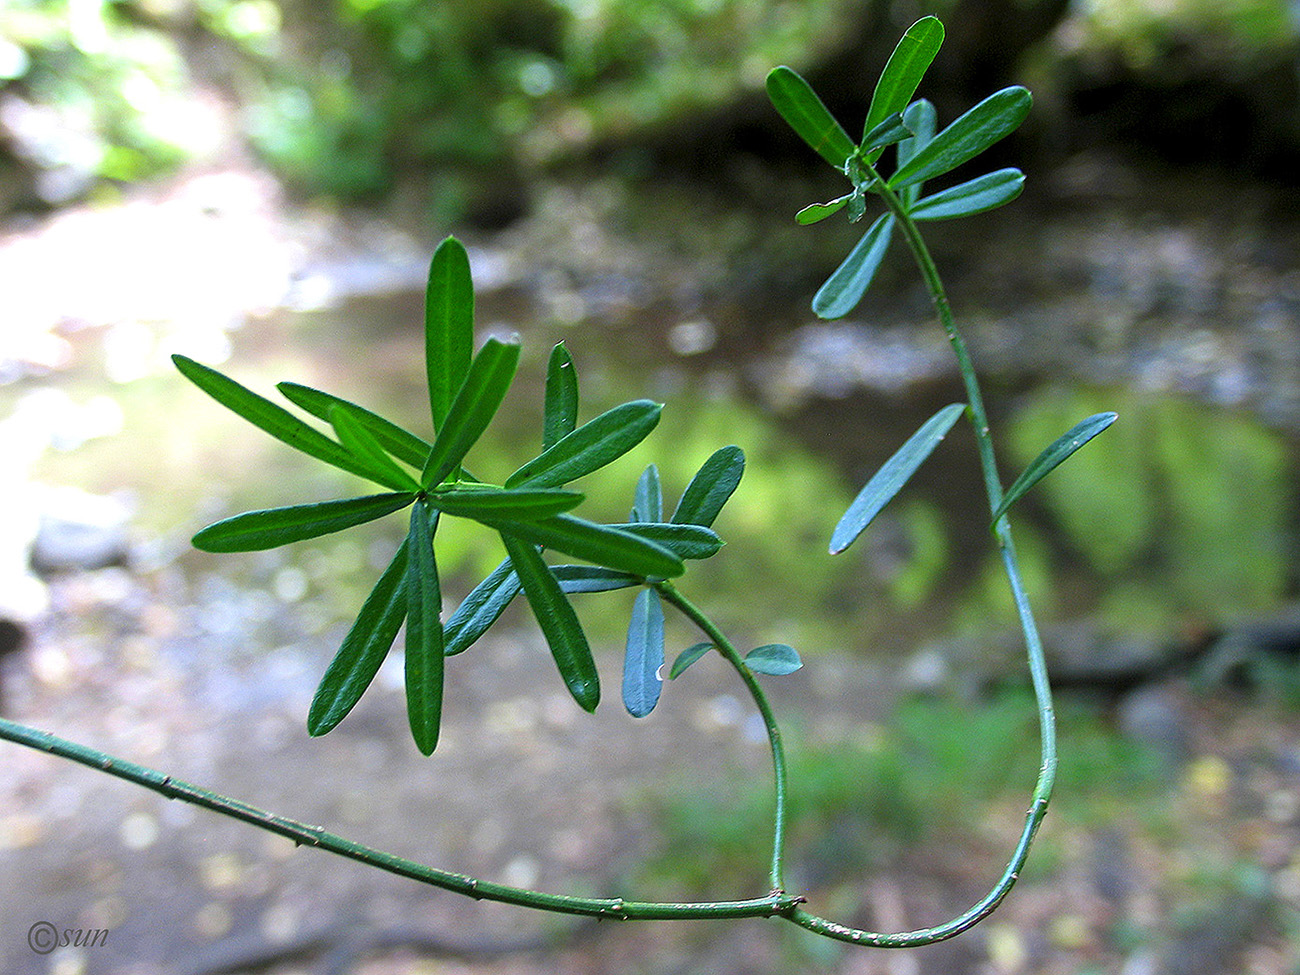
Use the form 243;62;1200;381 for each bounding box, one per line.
813;213;894;320
745;643;803;676
830;403;966;554
911;168;1025;221
405;503;444;756
897;99;937;207
860;112;912;155
328;405;422;491
623;588;665;717
426;487;584;522
766;65;856;170
444;558;519;657
889;86;1032;191
610;523;723;560
632;465;662;523
543;342;579;450
492;514;684;579
443;560;640;660
796;196;851;225
308;544;408;736
426;236;475;433
863;16;944;160
174;355;380;482
421;337;520;487
193;492;414;553
672;446;745;527
553;565;641;593
278;382;432;469
992;412;1119;525
505;400;662;489
669;642;713;679
501;533;599;712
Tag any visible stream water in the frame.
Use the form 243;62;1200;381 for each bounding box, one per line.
4;162;1300;685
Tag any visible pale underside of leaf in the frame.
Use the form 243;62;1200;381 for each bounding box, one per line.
991;411;1118;524
623;588;665;718
830;403;966;554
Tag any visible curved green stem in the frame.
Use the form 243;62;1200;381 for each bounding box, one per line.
780;160;1058;947
0;715;802;921
654;579;790;893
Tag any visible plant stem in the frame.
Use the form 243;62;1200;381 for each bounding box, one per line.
779;162;1059;947
0;716;803;921
654;580;790;893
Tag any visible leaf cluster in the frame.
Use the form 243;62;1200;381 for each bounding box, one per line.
768;17;1030;320
174;238;786;755
769;17;1118;555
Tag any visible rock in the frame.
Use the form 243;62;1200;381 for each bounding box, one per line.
1116;681;1191;765
29;486;133;574
0;618;24;657
1198;603;1300;689
1090;828;1133;904
899;646;951;695
914;618;1195;699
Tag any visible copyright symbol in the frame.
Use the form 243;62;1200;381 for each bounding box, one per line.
28;921;58;954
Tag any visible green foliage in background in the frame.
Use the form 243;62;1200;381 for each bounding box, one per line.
1007;387;1292;627
4;0;1298;206
238;0;864;200
643;691;1167;897
1080;0;1297;63
0;0;201;195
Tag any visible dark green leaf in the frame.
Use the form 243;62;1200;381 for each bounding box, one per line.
308;544;408;736
505;400;662;489
766;65;856;170
328;405;422;491
553;565;641;593
745;643;803;676
669;642;713;679
910;168;1024;221
173;354;381;483
672;446;745;527
897;99;937;207
863;16;944;160
192;492;414;553
421;337;520;487
444;558;519;657
501;533;599;712
830;403;965;554
426;236;475;433
426;487;584;522
610;523;723;560
992;412;1118;525
405;503;444;755
543;342;579;450
813;213;895;320
860;112;912;155
889;86;1032;191
493;514;684;579
623;588;664;718
632;464;662;523
278;381;431;468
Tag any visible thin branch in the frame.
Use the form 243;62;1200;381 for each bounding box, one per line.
655;580;791;893
0;717;802;922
